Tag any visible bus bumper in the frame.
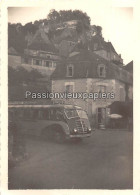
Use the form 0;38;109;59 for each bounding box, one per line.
68;133;91;138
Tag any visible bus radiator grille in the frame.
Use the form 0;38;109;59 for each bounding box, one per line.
76;120;87;133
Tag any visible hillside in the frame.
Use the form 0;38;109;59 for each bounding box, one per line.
8;9;102;54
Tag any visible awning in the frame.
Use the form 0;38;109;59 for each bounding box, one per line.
108;101;133;118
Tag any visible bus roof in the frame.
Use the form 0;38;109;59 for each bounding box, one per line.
8;104;82;110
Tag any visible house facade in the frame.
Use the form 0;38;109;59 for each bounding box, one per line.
21;25;61;76
22;49;60;76
89;35;123;64
51;49;132;128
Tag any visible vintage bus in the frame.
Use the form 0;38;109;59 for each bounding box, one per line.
8;104;92;143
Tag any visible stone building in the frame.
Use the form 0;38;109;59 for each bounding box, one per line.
51;49;132;128
22;26;61;76
89;34;123;64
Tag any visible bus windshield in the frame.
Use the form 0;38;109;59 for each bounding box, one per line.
65;109;78;119
77;110;88;119
65;109;88;119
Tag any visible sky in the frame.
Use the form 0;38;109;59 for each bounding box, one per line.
8;2;133;65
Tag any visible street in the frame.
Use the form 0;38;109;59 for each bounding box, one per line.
8;129;133;189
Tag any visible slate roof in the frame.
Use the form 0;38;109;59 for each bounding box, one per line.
51;49;132;84
28;42;58;53
124;61;133;73
89;35;118;54
28;29;58;53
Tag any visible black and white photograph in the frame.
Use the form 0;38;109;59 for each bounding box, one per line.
7;1;134;190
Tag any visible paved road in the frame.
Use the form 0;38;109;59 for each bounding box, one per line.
8;129;133;189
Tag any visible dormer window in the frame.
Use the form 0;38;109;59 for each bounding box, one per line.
98;85;106;93
97;64;106;78
67;64;73;77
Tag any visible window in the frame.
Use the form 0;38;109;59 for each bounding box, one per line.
65;85;73;93
97;108;102;123
40;53;46;58
55;110;65;121
18;109;24;119
36;60;40;65
97;64;106;77
33;59;42;66
43;109;50;120
100;67;104;77
24;58;28;64
49;109;64;121
98;85;106;93
97;85;106;101
32;109;39;119
32;51;37;56
67;65;73;77
45;61;49;67
23;109;31;120
28;58;32;65
65;109;78;119
49;61;53;67
53;62;56;68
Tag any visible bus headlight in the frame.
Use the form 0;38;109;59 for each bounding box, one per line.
74;128;78;133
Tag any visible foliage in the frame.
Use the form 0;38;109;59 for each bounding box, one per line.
8;66;43;85
23;22;38;34
8;23;26;54
93;25;102;36
8;66;51;101
8;10;102;53
47;9;90;25
47;9;91;34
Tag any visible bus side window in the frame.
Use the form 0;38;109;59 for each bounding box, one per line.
38;110;43;120
8;110;15;121
18;109;24;119
30;109;34;119
23;109;31;120
32;109;38;120
38;110;49;120
14;109;18;117
50;109;64;121
56;110;65;121
43;109;50;120
50;109;56;120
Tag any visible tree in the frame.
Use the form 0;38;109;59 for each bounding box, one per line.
76;20;84;34
8;66;51;101
92;25;102;36
8;23;26;53
23;22;38;34
8;66;43;85
47;9;60;23
47;9;91;30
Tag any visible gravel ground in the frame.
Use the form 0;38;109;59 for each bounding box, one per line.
8;129;133;189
